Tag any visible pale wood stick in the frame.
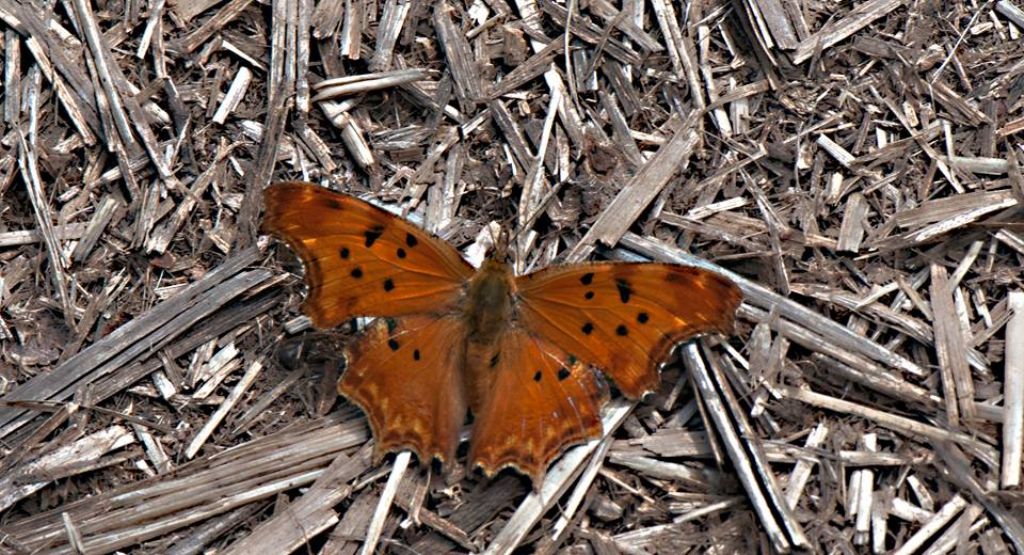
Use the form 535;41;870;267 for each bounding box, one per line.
1001;291;1024;487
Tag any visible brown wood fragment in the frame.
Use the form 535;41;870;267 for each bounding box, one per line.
567;114;700;261
339;0;364;59
370;0;412;71
488;38;565;99
170;0;254;55
168;0;225;23
222;446;372;554
836;192;868;252
586;0;663;52
538;0;643;66
433;3;484;107
17;132;74;329
0;250;264;440
211;66;252;124
930;80;990;126
71;0;137;149
792;0;909;63
746;0;800;50
933;263;980;426
3;30;20;122
684;345;809;551
1;417;367;553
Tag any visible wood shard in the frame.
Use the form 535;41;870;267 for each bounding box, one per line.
1002;292;1024;488
836;192;868;252
792;0;909;63
931;264;977;425
568;114;700;261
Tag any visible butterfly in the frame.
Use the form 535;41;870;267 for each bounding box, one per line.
263;181;742;484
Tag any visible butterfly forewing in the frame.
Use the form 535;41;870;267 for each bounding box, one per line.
339;315;469;464
514;263;742;398
468;329;609;483
263;182;475;327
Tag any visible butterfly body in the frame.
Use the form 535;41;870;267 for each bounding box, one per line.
264;182;742;484
461;258;517;412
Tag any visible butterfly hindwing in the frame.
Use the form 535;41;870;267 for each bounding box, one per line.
263;182;475;327
514;263;742;398
468;329;609;483
339;315;469;465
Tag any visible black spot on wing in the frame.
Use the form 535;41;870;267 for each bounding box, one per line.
413;349;421;361
616;278;632;303
584;291;595;300
364;225;384;248
489;352;500;368
580;272;594;285
637;312;649;324
533;370;542;382
405;233;418;247
383;278;395;292
325;199;342;210
557;367;570;381
388;339;400;351
396;247;407;259
351;267;363;278
581;322;594;335
340;247;350;259
616;324;628;336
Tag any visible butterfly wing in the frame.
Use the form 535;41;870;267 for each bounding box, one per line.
339;315;468;464
467;329;609;483
514;263;742;398
263;181;475;327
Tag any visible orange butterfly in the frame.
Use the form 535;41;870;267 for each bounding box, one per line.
264;181;742;483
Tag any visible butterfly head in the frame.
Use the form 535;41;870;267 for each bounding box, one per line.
484;225;514;264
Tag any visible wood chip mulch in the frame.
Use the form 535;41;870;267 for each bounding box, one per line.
1;0;1023;553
